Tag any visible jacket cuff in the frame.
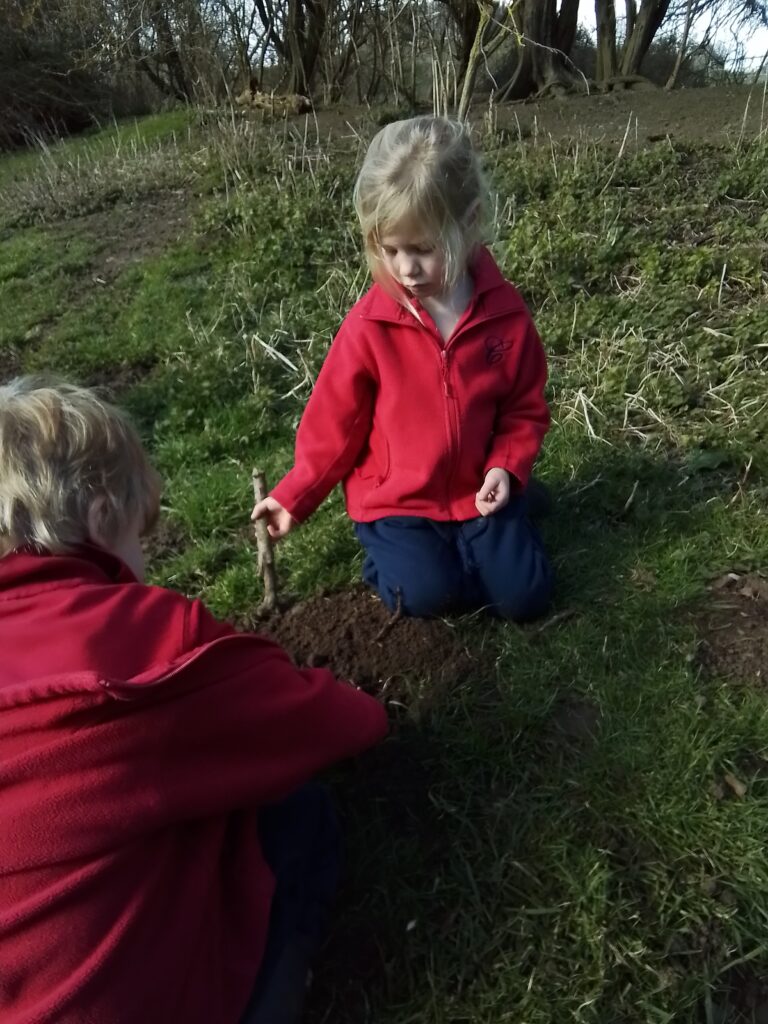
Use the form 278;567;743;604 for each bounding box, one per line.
270;478;319;525
484;449;531;490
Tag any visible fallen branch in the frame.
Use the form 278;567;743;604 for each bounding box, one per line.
252;468;278;614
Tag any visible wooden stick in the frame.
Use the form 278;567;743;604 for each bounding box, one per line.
252;468;278;613
373;589;403;643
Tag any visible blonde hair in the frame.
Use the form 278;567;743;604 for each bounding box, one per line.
0;377;161;558
353;116;487;295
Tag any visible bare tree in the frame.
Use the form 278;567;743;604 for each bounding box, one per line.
665;0;694;87
496;0;584;100
595;0;618;79
591;0;768;87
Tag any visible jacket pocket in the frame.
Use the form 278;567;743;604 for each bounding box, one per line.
353;437;390;487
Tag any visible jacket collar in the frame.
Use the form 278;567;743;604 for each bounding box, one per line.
359;246;524;326
0;543;137;598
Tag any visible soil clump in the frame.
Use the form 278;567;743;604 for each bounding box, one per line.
262;585;477;702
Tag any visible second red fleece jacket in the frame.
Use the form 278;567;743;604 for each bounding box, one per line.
272;248;550;524
0;546;387;1024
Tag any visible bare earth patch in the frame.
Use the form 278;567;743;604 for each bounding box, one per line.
694;572;768;687
261;585;478;703
318;84;764;149
64;189;191;287
488;84;764;147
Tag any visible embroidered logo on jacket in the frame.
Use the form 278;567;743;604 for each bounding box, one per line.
484;336;512;366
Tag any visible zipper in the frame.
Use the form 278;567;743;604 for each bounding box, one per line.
440;349;458;514
101;633;257;699
423;299;520;516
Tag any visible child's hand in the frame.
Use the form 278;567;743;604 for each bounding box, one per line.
251;497;296;540
475;467;510;517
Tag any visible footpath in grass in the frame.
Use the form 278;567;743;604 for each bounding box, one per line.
0;99;767;1022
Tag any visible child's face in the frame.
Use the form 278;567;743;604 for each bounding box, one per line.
379;229;447;301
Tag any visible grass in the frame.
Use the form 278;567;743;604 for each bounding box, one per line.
0;108;195;191
2;100;768;1022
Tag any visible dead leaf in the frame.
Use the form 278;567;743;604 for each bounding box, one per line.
723;772;747;799
711;572;742;591
630;566;657;591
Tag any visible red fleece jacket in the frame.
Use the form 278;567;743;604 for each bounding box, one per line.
0;546;387;1024
271;248;550;524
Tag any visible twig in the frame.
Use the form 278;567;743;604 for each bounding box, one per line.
569;474;604;498
598;113;635;198
535;609;577;634
252;468;278;613
621;480;640;515
374;590;403;642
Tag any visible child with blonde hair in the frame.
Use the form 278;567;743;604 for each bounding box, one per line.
252;115;552;619
0;377;387;1024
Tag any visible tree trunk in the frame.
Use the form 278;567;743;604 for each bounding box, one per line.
148;0;192;100
625;0;637;41
620;0;672;77
457;0;491;120
436;0;480;91
556;0;580;54
497;0;584;101
754;47;768;84
365;9;383;104
305;0;328;91
665;0;694;89
595;0;618;82
285;0;306;93
283;0;328;96
124;1;187;100
328;6;361;102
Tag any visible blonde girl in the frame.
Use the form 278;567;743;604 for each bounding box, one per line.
252;116;552;619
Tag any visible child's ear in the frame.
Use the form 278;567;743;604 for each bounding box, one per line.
86;496;109;548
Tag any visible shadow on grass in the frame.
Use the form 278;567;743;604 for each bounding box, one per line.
304;443;765;1022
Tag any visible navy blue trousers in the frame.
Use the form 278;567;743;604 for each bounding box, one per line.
354;495;552;620
239;785;340;1024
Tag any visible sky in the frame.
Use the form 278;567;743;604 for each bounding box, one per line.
579;2;768;66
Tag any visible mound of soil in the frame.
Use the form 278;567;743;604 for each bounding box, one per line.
695;572;768;686
262;585;477;701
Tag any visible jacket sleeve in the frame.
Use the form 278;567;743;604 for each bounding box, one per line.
271;321;376;522
82;634;390;838
484;317;550;488
143;636;389;823
2;637;388;861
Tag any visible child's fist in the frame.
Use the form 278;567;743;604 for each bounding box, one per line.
475;467;510;517
251;497;296;539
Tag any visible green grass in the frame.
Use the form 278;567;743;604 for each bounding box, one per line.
1;108;768;1022
0;108;195;190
